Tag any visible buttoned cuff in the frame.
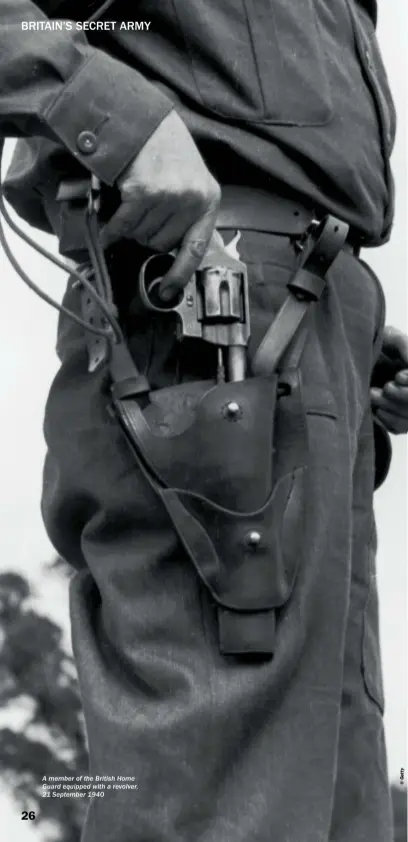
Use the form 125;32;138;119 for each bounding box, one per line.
42;50;175;186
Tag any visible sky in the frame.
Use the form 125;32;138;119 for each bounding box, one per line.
0;1;406;838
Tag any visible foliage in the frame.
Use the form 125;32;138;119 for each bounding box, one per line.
0;570;87;840
0;568;406;841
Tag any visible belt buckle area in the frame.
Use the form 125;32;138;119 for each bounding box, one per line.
293;216;321;254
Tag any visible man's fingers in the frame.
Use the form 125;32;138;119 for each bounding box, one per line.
371;383;408;407
382;326;408;365
100;200;149;248
159;206;218;300
371;384;408;437
370;387;383;405
383;381;408;404
375;408;407;435
100;207;128;249
145;207;198;254
100;196;218;260
150;224;224;258
395;369;408;386
371;390;408;421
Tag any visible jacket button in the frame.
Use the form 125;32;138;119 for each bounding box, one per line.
76;131;98;155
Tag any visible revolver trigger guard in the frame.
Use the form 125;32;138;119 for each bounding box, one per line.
138;251;180;312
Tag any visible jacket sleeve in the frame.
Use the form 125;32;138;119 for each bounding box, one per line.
0;1;175;185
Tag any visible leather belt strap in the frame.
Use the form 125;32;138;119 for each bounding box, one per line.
216;185;360;255
57;178;359;256
217;186;316;234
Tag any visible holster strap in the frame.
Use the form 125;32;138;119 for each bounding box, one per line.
252;214;349;375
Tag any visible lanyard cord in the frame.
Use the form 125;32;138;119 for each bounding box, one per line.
0;0;122;343
0;141;123;343
88;0;116;21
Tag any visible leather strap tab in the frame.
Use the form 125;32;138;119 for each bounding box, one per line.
109;341;150;398
252;294;311;376
252;215;349;376
288;267;326;301
218;608;276;656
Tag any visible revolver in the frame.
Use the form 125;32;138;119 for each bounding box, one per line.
138;231;250;383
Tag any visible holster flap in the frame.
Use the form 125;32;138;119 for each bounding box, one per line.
160;466;306;611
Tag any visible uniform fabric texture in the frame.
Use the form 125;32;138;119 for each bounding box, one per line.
2;0;396;245
41;230;393;841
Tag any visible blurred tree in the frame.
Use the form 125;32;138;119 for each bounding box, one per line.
0;569;87;841
0;568;406;841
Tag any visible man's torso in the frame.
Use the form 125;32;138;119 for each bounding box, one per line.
5;0;396;245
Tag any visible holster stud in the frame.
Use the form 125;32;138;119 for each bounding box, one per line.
224;400;242;420
246;530;262;548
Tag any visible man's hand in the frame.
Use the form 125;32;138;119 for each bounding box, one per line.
371;326;408;434
100;111;221;301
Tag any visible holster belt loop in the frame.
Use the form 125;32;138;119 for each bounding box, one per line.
252;214;349;376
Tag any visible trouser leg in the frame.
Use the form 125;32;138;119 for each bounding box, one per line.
41;232;390;841
329;409;393;841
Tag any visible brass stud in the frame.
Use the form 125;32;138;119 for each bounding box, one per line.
246;530;262;548
225;401;241;419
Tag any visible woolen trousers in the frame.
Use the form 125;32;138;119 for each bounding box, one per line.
41;230;393;841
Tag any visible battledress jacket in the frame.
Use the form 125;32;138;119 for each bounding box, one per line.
0;0;396;483
0;0;396;243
